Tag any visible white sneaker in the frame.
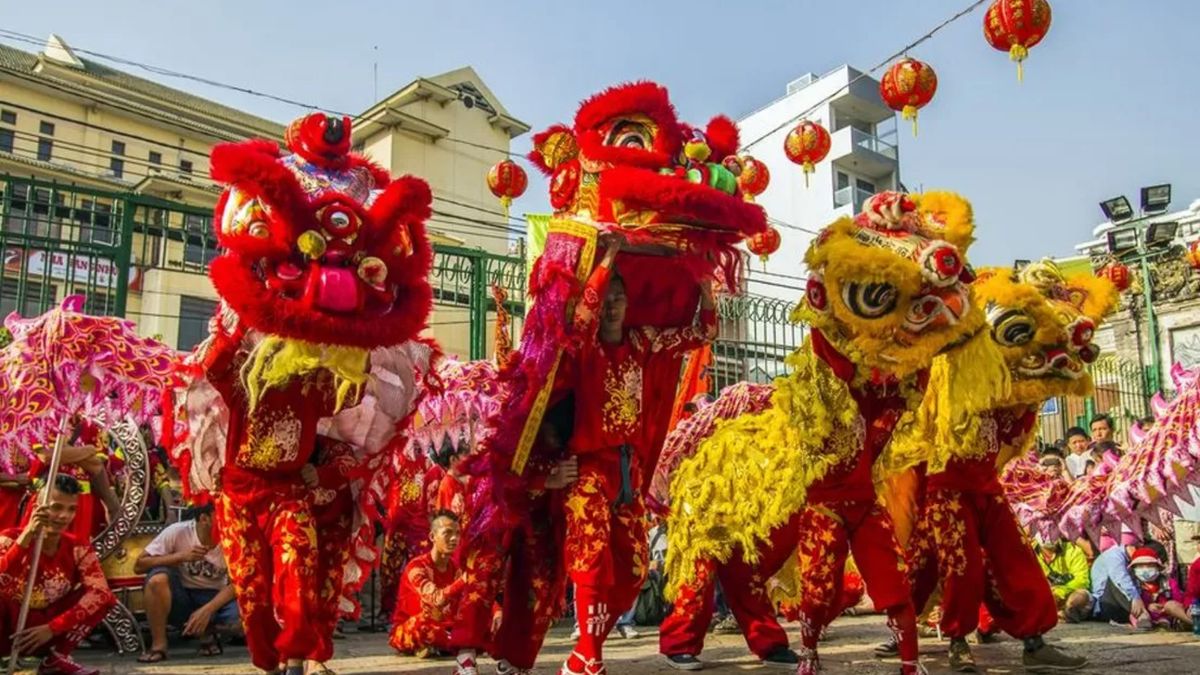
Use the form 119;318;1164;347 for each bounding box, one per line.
617;625;640;639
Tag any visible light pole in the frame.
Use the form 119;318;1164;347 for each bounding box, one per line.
1100;184;1176;394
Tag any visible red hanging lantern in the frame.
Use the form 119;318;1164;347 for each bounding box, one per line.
783;121;830;188
737;156;770;202
984;0;1053;82
486;158;528;218
880;57;938;137
1098;262;1131;293
1187;241;1200;271
747;225;781;264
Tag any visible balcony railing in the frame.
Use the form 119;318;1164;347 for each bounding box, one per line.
850;128;897;159
834;186;875;213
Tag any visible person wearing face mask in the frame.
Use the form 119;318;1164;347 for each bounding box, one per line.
1127;548;1192;629
1090;539;1167;629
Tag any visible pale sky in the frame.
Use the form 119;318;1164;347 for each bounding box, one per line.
6;0;1198;266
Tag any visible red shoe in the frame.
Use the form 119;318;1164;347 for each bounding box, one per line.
37;652;100;675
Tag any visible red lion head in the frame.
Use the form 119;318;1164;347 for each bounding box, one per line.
208;113;434;349
529;82;766;256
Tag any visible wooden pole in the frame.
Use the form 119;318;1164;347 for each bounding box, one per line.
6;416;70;675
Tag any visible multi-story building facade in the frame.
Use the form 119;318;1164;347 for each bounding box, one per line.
0;35;528;358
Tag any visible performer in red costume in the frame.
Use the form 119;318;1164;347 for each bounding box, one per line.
492;398;578;675
787;331;926;675
561;236;718;675
168;112;437;675
0;474;116;675
389;511;466;655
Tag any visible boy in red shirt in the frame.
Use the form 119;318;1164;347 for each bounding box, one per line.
0;474;116;675
561;237;717;675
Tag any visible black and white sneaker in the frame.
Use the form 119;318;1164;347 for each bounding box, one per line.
663;654;703;671
760;647;800;670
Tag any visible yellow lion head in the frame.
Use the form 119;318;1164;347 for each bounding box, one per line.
798;190;984;379
974;259;1119;405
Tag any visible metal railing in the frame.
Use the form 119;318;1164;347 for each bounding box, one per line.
850;127;898;160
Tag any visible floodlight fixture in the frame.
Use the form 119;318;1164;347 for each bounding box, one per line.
1100;196;1135;223
1140;184;1172;215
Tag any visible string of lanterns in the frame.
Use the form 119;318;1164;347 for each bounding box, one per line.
486;0;1054;268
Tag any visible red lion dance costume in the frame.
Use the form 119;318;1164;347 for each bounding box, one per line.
166;114;437;674
442;82;766;675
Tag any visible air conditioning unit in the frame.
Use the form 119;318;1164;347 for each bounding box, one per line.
787;74;818;95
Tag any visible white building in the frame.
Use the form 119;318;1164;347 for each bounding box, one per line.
739;66;901;301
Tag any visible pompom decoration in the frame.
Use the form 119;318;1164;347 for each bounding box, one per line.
486;158;528;218
983;0;1053;82
880;57;938;137
783;121;831;188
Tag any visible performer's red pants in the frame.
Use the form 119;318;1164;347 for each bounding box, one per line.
446;542;503;654
390;615;454;654
563;461;648;665
794;501;917;666
492;515;567;669
379;530;409;620
312;495;355;660
659;515;798;659
909;489;1058;639
0;588;107;658
217;487;324;671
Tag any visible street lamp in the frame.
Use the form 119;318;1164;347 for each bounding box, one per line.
1100;183;1175;394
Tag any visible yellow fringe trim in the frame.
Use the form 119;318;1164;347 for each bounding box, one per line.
664;338;924;598
240;336;370;413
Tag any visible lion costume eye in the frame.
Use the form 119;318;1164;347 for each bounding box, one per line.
842;281;898;319
605;120;653;149
991;309;1036;347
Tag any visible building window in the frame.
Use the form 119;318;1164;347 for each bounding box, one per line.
39;121;55;136
77;199;115;245
148;151;162;165
37;138;53;162
836;171;850;190
111;140;126;156
0;129;12;154
177;295;219;350
4;185;64;238
179;159;193;175
856;178;876;194
0;110;15;125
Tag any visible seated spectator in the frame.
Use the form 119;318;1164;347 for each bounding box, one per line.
0;475;116;675
1091;538;1153;628
389;510;466;656
1127;547;1192;629
1063;427;1093;479
135;504;239;663
1035;536;1093;622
